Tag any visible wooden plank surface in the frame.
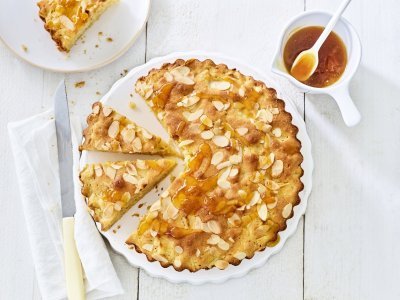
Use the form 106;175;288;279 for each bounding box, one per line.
1;0;400;299
304;0;400;299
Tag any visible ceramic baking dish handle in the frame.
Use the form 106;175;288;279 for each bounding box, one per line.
330;87;361;127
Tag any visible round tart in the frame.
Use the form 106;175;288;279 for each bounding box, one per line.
125;59;304;272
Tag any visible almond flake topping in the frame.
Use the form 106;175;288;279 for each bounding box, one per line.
259;153;275;169
229;167;239;178
108;121;120;138
265;179;280;191
183;109;203;121
103;204;114;218
218;239;230;251
105;166;116;180
149;200;161;212
164;72;173;82
121;127;135;143
236;127;248;136
111;164;122;170
126;164;138;176
229;154;242;164
271;160;284;177
94;165;103;177
196;249;201;257
207;234;220;245
174;258;182;268
272;128;282;137
201;130;214;140
175;246;183;254
211;151;224;165
238;87;246;97
215;260;229;270
212;100;225;111
136;160;147;169
207;220;221;234
257;203;268;221
132;137;142;151
102;106;113;117
123;173;138;185
212;135;229;147
178;139;194;147
200;115;213;127
270;107;280;114
153;253;168;264
227;213;240;226
217;167;232;190
59;15;75;30
216;161;232;170
92;105;100;115
282;203;293;218
256;109;273;123
233;252;246;260
267;197;278;209
142;129;153;140
210;81;231;91
247;191;261;208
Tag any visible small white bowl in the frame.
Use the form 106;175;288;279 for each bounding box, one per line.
271;11;362;127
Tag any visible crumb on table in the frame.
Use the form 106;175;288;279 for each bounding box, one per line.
98;31;103;36
106;37;113;42
74;81;85;88
129;102;136;109
96;91;101;95
21;45;28;52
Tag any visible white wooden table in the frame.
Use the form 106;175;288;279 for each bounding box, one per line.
1;0;400;299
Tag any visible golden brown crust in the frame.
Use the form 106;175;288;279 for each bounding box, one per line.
37;0;117;52
80;102;179;156
127;59;304;271
80;159;176;231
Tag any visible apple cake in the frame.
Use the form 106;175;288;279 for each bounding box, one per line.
37;0;117;52
80;102;178;156
125;59;304;271
80;159;176;231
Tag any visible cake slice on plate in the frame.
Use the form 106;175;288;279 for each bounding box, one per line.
80;159;176;231
80;102;179;156
37;0;118;52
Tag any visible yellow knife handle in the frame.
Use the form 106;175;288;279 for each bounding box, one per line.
63;217;86;300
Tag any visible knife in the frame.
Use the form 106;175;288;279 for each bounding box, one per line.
54;80;86;300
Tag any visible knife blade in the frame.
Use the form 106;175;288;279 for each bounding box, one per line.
54;80;85;300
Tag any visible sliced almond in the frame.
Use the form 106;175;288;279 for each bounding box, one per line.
217;239;230;251
161;190;169;198
105;166;116;180
216;161;232;170
114;202;122;211
247;191;261;208
267;197;278;209
136;160;147;169
212;100;225;111
183;109;203;121
178;139;194;147
238;190;247;199
233;252;246;260
195;249;201;257
227;213;240;226
271;160;283;177
256;109;273;123
224;131;231;139
103;204;114;218
108;121;120;138
173;258;182;268
102;106;113;117
265;179;280;191
175;246;183;254
207;234;220;245
210;81;231;91
270;107;279;115
132;137;142;151
229;168;239;178
201;130;214;140
257;203;268;221
259;153;275;169
200;115;213;127
207;220;221;234
229;154;241;165
126;164;138;176
92;105;100;115
171;66;190;77
272;128;282;137
164;71;173;82
282;203;293;218
123;173;138;185
236;127;248;136
94;165;103;177
149;200;161;212
175;75;195;85
212;135;229;147
121;127;135;143
157;111;166;120
217;167;231;190
59;15;75;30
215;260;229;270
238;87;245;97
163;203;179;220
153;254;169;264
111;164;123;170
142;129;153;140
211;151;224;165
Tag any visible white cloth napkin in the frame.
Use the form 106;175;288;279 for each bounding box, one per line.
8;110;124;300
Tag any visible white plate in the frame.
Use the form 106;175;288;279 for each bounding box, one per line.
80;51;313;284
0;0;150;72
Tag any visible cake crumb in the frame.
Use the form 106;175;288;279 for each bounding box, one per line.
21;45;28;52
129;102;136;109
106;37;113;42
96;91;101;95
98;31;103;36
74;81;85;88
95;44;99;48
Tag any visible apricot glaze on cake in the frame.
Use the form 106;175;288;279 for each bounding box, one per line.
80;159;176;231
80;102;178;156
126;59;304;271
37;0;117;52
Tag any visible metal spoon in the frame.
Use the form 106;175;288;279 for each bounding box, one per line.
290;0;352;82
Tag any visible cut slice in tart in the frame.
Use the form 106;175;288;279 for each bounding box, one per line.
37;0;118;52
80;102;179;156
80;159;176;231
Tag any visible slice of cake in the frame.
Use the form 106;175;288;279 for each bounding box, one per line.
37;0;118;52
80;102;179;156
80;159;176;231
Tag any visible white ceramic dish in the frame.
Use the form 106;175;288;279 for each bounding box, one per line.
271;11;362;127
79;51;313;284
0;0;150;73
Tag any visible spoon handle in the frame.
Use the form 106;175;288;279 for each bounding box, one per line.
313;0;352;51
